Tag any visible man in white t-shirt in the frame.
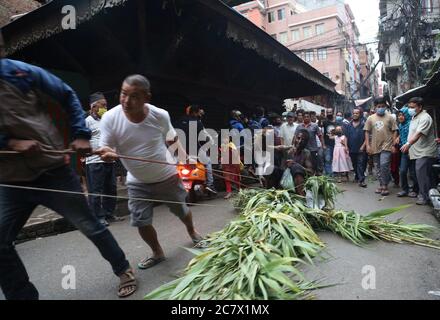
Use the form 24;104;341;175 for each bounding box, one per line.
97;75;202;270
85;92;122;226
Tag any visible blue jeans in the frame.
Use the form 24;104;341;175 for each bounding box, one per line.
350;152;367;183
86;163;117;219
205;159;215;189
0;166;129;300
324;146;334;176
399;153;418;194
373;151;392;187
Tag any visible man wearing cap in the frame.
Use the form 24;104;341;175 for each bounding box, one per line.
85;92;123;226
229;110;245;132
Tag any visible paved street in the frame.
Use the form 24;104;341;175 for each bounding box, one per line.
1;182;440;300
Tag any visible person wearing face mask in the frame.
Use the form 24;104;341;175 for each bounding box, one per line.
345;108;367;187
335;112;345;126
364;97;399;196
280;112;298;147
396;107;418;198
85;92;122;227
322;108;336;176
401;97;438;205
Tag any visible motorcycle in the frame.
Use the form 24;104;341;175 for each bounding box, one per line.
177;162;211;203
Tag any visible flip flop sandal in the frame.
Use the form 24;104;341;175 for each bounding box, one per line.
191;235;204;245
375;188;383;194
193;240;209;249
381;190;390;196
137;256;166;270
118;270;137;298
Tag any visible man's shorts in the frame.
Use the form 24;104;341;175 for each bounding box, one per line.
127;175;190;227
290;163;306;178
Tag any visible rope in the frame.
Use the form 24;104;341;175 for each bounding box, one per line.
0;148;265;207
0;183;234;209
115;154;260;190
0;149;262;183
0;148;76;155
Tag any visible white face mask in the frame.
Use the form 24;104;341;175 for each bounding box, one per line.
408;108;417;117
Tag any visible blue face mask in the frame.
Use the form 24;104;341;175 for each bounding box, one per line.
336;116;343;122
408;108;416;117
376;108;386;116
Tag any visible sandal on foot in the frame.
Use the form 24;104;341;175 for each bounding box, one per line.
375;188;383;194
118;269;137;298
191;235;204;245
381;190;390;196
138;256;166;270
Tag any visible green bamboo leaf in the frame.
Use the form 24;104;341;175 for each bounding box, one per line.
367;204;413;218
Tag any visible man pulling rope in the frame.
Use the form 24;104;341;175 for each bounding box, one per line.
0;30;136;300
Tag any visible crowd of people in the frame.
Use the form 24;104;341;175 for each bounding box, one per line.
224;97;440;207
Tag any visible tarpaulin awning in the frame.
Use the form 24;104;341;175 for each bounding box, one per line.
355;97;373;107
394;71;440;106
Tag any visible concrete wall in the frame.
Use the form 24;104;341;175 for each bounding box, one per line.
234;1;266;29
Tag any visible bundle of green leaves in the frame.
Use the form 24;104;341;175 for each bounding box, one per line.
145;177;440;300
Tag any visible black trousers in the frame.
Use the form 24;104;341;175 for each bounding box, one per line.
86;163;117;219
350;152;367;183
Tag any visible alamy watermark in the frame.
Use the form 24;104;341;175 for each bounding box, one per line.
361;265;376;290
165;123;276;175
61;265;76;290
61;5;77;30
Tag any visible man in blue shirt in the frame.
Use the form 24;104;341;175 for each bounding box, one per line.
396;107;418;198
0;31;136;299
345;108;367;187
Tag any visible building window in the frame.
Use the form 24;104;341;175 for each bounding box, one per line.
279;32;288;44
315;23;325;35
338;23;343;34
277;8;285;21
268;11;275;23
270;34;277;40
303;26;312;38
291;29;300;41
317;48;327;60
346;61;350;71
305;50;314;62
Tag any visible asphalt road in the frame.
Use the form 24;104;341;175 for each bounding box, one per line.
1;182;439;300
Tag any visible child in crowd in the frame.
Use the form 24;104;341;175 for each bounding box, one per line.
331;126;353;183
220;136;242;199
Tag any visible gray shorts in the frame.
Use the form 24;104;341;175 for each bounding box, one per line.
127;175;190;227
